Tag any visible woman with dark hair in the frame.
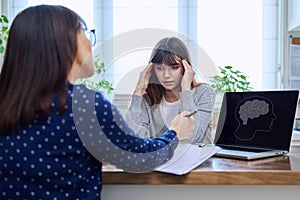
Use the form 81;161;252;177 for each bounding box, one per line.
0;5;195;199
126;37;215;144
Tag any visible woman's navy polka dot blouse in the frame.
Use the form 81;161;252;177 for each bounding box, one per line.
0;83;178;199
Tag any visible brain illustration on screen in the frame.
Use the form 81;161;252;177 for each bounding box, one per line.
233;97;277;141
238;99;269;125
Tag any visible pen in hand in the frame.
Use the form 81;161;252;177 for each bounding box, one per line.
185;110;197;117
184;109;212;117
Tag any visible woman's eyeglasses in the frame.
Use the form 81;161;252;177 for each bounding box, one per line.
84;29;96;46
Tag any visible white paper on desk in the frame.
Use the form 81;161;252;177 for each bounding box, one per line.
155;143;220;175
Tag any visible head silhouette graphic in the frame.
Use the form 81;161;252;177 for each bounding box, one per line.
233;96;277;141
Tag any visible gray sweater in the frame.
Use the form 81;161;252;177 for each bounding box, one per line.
125;84;216;144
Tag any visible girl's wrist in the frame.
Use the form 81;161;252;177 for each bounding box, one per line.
181;85;191;91
133;88;145;96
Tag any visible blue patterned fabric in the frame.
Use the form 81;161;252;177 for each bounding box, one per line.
0;83;177;200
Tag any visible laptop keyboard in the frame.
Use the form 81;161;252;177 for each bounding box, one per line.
220;145;271;153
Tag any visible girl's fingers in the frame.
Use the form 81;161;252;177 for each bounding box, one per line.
182;59;192;71
135;64;153;95
145;62;153;73
182;59;189;67
145;63;153;80
182;60;194;75
181;59;195;91
140;63;152;80
181;60;188;70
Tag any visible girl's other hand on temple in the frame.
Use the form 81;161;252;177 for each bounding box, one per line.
133;62;153;96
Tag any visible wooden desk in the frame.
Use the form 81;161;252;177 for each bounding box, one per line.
102;146;300;200
103;146;300;185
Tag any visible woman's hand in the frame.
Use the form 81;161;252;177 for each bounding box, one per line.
169;111;195;140
181;59;195;91
133;63;153;96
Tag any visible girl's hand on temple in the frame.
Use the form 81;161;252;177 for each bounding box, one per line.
133;63;153;96
169;111;195;140
181;59;195;91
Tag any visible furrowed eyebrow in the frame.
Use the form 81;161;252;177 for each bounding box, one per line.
169;63;180;66
154;63;180;67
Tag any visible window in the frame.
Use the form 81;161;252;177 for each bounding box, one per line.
197;0;263;89
28;0;94;29
113;0;178;35
17;0;263;92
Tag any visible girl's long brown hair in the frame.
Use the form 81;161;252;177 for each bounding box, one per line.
146;37;200;107
0;5;85;135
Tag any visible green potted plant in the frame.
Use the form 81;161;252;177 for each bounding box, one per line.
0;14;9;69
0;15;9;55
210;65;252;129
210;65;252;93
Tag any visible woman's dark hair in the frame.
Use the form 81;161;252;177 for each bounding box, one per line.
0;5;85;134
146;37;198;107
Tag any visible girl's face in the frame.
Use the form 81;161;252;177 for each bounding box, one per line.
153;58;184;91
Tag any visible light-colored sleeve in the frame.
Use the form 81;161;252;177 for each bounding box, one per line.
179;84;216;144
124;94;150;138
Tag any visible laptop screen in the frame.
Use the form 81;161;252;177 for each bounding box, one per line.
214;90;299;151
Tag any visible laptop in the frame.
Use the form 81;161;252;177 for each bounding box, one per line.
214;90;299;160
